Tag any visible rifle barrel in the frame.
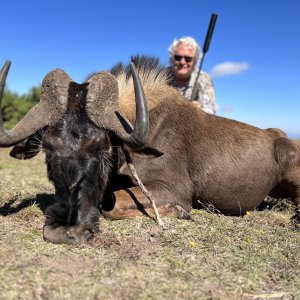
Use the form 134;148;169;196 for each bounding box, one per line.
190;13;218;101
203;13;218;54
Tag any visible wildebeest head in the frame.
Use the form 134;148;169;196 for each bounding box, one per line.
0;60;150;149
0;59;156;243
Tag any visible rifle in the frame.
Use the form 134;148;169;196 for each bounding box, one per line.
190;13;218;101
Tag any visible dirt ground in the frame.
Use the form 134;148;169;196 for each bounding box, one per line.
0;147;299;299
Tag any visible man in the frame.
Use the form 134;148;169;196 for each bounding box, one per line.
168;36;217;114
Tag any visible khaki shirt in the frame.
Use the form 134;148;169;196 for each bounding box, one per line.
172;67;217;115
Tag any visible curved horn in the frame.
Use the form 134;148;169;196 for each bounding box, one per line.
0;61;71;147
0;61;11;142
86;62;149;150
0;61;10;104
122;62;149;149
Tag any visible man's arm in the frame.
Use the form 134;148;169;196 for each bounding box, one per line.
198;72;216;114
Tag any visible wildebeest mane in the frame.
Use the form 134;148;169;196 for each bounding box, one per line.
110;56;178;121
111;56;172;83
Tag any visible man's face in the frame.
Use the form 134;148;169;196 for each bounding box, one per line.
172;43;196;80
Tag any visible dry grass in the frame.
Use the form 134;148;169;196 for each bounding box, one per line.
0;147;299;299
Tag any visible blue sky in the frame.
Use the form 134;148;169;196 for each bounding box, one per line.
1;0;300;138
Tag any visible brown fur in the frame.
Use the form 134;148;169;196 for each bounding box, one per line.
102;187;188;220
103;63;300;218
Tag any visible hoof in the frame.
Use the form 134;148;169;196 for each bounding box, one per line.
43;224;96;245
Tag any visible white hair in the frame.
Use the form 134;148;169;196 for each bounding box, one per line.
168;36;202;65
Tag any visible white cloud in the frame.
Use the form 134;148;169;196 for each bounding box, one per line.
216;104;234;113
210;62;250;78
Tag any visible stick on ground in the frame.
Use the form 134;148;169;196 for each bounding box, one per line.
123;149;165;229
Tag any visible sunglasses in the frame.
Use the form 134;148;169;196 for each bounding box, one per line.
174;55;194;63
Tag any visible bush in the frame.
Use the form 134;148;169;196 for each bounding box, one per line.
2;86;40;129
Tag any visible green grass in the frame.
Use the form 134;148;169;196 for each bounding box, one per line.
0;147;299;299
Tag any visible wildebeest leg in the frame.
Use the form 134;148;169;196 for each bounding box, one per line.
269;180;300;224
101;186;190;220
292;187;300;224
285;167;300;224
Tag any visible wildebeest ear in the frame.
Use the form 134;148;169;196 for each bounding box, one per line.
86;71;141;143
87;71;130;135
130;145;163;158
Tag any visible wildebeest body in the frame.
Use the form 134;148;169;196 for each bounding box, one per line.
118;95;297;215
0;57;299;244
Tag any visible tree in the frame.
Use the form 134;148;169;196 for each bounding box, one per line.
2;86;40;129
22;86;41;104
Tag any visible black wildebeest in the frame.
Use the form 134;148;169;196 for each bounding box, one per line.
1;57;300;244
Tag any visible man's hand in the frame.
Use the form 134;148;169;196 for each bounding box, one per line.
192;100;201;109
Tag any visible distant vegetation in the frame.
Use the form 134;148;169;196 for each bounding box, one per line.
2;86;41;129
2;86;299;142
